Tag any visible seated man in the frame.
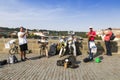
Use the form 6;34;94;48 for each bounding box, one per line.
38;35;48;58
59;36;67;57
67;35;77;56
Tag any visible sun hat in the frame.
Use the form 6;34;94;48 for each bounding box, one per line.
89;26;93;29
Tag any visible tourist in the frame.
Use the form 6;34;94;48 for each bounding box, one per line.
86;26;96;60
18;27;29;61
104;28;113;56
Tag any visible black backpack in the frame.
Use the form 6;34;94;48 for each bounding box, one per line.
48;43;57;56
0;60;7;66
110;33;115;40
56;55;79;69
83;57;93;63
56;60;64;66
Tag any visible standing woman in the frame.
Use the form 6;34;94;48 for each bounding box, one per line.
18;27;28;61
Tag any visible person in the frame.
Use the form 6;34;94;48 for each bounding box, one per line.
59;36;67;57
18;27;28;61
75;37;83;55
67;34;77;56
86;26;96;60
38;35;49;58
104;28;113;56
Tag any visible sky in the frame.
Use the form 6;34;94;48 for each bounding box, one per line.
0;0;120;31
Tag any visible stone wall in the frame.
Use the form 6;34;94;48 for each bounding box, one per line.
0;38;120;54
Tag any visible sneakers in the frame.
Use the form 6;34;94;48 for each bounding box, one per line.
21;58;25;61
24;57;29;60
107;54;112;56
106;54;112;56
21;57;29;61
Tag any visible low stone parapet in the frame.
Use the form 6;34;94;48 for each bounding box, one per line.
0;38;120;54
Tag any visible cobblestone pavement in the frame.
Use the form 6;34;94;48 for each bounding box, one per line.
0;53;120;80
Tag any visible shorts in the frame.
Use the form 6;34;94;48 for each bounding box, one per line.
19;43;28;51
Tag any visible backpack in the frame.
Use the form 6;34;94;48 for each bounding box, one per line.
83;57;93;63
48;43;57;56
7;55;18;64
56;60;64;66
110;33;115;40
0;60;7;66
57;55;79;69
67;55;76;65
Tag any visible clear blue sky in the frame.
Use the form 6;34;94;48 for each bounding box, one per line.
0;0;120;31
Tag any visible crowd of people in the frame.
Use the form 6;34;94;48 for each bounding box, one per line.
17;26;114;62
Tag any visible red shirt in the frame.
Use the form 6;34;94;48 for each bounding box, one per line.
87;31;96;41
104;31;112;41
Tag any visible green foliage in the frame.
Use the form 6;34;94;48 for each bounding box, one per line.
0;27;102;40
33;35;40;39
75;32;87;38
95;35;102;40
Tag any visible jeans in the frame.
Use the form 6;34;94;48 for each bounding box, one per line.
88;41;94;59
105;41;111;55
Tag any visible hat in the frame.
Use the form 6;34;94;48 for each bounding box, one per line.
61;36;65;38
89;26;93;29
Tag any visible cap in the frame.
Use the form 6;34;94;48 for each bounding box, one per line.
89;26;93;29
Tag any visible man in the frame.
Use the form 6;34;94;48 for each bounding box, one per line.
87;26;96;60
67;34;77;56
38;35;49;58
104;28;113;56
59;36;67;57
18;27;28;61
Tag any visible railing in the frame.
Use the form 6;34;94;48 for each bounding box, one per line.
0;38;120;54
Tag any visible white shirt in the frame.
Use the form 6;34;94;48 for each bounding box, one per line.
18;32;27;45
59;38;67;46
67;37;76;45
59;39;65;43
